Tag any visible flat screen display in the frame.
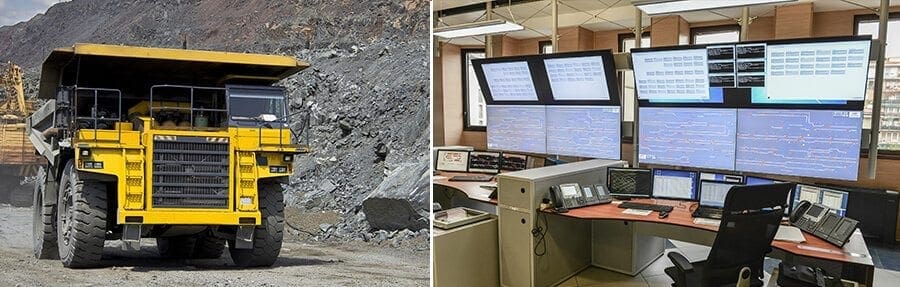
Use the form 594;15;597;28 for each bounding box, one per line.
481;61;539;101
639;107;737;170
735;109;862;181
546;106;620;159
487;105;546;154
544;56;611;100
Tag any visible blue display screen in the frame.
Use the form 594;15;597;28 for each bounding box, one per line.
745;176;776;185
487;105;547;154
735;109;862;181
652;169;697;200
794;184;849;216
546;106;620;159
749;87;847;105
639;107;737;170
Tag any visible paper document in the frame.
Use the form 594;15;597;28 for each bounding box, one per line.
693;218;720;226
774;226;806;243
433;176;447;180
622;209;653;216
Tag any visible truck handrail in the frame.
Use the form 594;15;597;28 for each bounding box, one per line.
74;87;122;143
149;85;227;130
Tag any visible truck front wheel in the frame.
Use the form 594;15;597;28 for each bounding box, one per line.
57;160;108;268
228;181;284;267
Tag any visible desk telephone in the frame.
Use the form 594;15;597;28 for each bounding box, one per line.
789;200;859;247
549;183;611;212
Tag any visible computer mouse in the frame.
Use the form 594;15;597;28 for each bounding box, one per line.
658;211;669;219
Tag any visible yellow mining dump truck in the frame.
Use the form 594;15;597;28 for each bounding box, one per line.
27;44;309;268
0;62;43;207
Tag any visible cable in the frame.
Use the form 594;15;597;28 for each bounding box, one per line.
532;211;549;256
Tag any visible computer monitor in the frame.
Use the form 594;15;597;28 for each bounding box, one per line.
479;60;539;102
607;167;653;198
435;150;469;172
467;151;501;174
651;169;698;200
543;55;612;101
699;180;742;208
735;109;862;181
794;184;849;216
486;105;547;154
545;106;620;159
745;176;792;216
638;107;737;170
699;172;744;183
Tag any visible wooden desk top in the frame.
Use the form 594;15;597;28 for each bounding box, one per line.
432;171;498;204
549;198;874;267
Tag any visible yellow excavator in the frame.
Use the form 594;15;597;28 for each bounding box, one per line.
0;62;44;206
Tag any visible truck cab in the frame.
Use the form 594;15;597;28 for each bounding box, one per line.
28;43;309;268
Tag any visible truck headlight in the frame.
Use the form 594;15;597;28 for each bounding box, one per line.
283;154;294;162
84;161;103;169
269;166;287;173
80;149;91;157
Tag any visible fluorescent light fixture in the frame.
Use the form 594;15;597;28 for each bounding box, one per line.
633;0;797;15
434;19;524;39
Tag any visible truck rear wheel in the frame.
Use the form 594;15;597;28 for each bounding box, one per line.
156;236;196;259
33;167;58;259
57;160;108;268
193;234;226;259
157;234;225;259
229;182;284;267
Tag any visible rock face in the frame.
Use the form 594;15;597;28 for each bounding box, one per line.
0;0;430;247
362;156;430;231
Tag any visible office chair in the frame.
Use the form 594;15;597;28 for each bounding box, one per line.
664;183;795;287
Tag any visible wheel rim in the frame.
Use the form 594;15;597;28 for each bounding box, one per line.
59;178;75;247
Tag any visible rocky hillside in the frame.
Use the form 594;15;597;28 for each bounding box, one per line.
0;0;430;247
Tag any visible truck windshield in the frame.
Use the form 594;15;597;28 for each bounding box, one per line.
227;86;286;126
230;96;285;119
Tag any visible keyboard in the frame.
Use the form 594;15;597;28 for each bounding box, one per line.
449;175;494;182
618;202;673;213
692;207;723;219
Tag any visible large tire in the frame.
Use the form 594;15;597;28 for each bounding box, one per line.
156;236;196;259
228;182;284;267
57;160;107;268
33;167;58;259
193;234;226;259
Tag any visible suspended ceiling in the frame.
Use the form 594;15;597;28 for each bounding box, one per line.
434;0;886;45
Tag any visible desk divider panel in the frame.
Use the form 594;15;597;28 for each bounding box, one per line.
497;159;626;287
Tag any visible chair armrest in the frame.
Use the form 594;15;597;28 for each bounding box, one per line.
667;252;694;273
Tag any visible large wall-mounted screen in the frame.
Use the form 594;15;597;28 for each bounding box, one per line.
638;107;737;170
487;105;547;154
543;56;611;101
735;109;862;181
546;106;620;159
481;61;539;102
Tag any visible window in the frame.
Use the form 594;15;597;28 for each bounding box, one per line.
691;25;740;45
539;40;553;54
619;33;651;124
462;49;487;130
857;14;900;150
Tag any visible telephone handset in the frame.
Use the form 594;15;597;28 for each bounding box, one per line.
549;183;583;212
788;200;859;247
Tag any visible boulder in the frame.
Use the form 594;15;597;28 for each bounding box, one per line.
361;155;429;231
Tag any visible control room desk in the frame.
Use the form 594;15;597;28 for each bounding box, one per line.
548;198;875;286
433;172;498;213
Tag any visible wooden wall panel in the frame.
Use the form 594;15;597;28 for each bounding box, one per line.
593;30;619;52
433;42;444;146
650;15;682;46
775;3;813;38
439;43;463;146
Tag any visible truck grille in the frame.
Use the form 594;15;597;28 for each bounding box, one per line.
152;136;229;208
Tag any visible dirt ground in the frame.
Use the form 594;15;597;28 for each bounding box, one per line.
0;205;429;287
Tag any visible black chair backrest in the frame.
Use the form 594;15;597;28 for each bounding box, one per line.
704;183;795;286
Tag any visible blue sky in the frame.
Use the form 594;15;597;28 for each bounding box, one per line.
0;0;69;27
